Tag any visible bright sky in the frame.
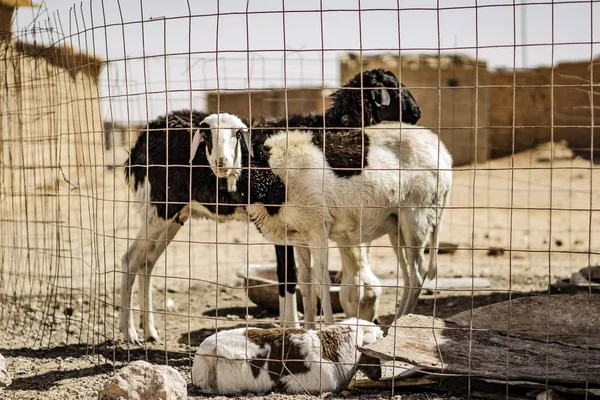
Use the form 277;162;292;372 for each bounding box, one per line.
12;0;600;122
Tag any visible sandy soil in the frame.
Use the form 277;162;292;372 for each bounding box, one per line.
0;141;599;399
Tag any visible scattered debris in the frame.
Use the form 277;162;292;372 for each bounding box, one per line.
98;360;187;400
448;294;600;348
239;265;490;311
237;265;343;313
0;355;11;389
555;239;563;247
551;265;600;294
357;298;600;398
361;314;600;384
419;277;490;294
576;265;600;283
487;247;505;257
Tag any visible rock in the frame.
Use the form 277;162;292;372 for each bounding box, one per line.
0;354;11;389
534;389;564;400
570;271;589;285
98;360;186;400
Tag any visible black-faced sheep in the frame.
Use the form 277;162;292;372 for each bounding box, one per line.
191;318;383;394
120;69;420;343
192;113;452;326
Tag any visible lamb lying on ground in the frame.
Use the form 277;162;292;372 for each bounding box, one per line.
191;318;383;394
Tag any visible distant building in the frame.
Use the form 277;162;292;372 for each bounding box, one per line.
488;59;600;158
206;88;333;122
0;0;105;193
343;53;600;161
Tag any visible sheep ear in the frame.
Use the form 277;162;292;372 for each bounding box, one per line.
239;129;253;158
371;88;391;107
189;128;205;163
379;88;391;106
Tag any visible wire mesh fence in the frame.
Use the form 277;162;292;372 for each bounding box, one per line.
0;0;598;398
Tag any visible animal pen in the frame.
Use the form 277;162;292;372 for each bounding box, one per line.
0;0;599;398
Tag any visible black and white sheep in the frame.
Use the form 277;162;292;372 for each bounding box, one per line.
251;69;421;326
191;113;452;326
120;69;420;343
191;318;383;394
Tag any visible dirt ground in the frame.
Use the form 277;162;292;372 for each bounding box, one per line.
1;141;599;399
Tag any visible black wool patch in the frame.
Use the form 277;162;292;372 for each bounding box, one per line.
310;130;370;178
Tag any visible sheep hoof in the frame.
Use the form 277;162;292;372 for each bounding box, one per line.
227;181;237;192
145;326;160;343
122;326;141;345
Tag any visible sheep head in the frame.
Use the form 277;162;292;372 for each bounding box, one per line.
190;113;251;192
329;68;421;126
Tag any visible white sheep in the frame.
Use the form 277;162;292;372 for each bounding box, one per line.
192;113;452;325
191;318;383;394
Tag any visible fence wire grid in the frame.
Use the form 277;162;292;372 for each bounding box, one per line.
0;0;598;399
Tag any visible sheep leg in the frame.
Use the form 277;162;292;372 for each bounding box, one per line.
360;242;372;270
119;216;183;344
388;230;410;320
357;242;382;323
338;246;360;318
401;247;426;315
137;217;184;342
295;246;315;329
399;213;427;316
119;219;161;344
275;245;299;328
310;236;334;325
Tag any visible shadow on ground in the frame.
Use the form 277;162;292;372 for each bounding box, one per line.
0;341;192;390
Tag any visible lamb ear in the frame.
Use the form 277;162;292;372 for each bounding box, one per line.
379;88;391;106
371;88;391;107
189;128;205;163
239;129;253;158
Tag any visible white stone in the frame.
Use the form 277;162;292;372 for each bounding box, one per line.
98;360;186;400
